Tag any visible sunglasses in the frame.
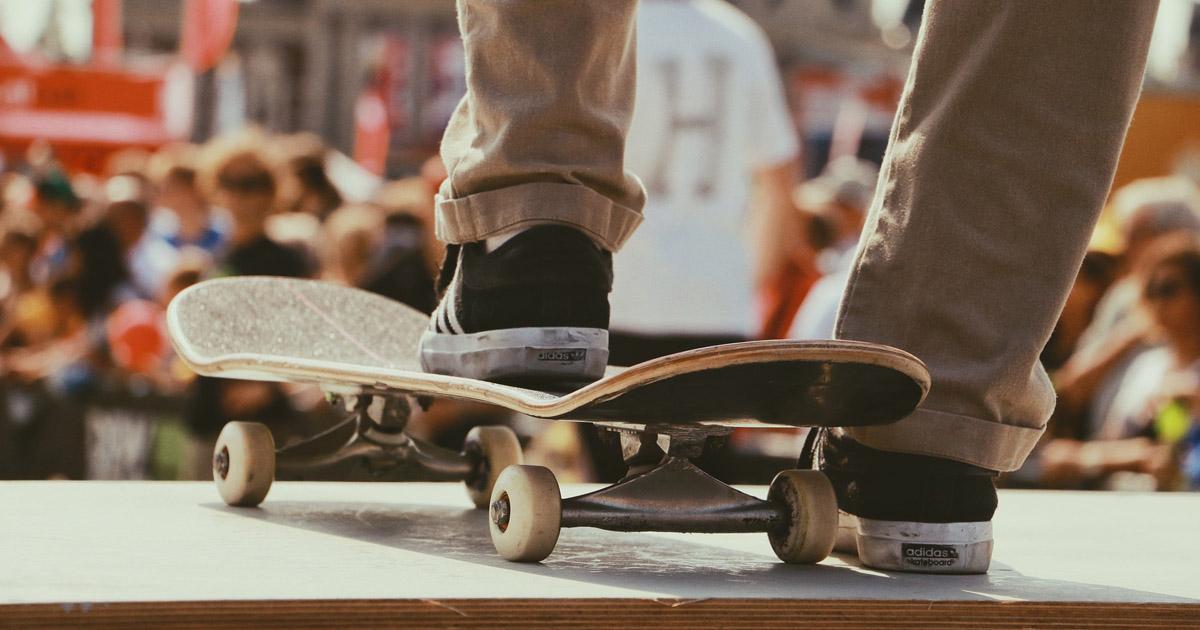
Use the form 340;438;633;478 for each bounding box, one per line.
1145;278;1187;301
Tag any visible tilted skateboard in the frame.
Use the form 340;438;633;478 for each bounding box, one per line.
167;277;930;563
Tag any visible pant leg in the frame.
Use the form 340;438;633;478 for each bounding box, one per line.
437;0;645;251
836;1;1159;471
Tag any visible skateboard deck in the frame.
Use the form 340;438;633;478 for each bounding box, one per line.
167;277;929;428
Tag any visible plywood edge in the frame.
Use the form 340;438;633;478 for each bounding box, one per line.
4;599;1197;629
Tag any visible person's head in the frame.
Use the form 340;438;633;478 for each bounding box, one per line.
31;173;81;232
278;133;342;219
148;143;207;216
321;204;385;286
103;175;152;251
1111;176;1200;268
0;229;38;278
201;134;278;239
794;156;879;243
1140;235;1200;344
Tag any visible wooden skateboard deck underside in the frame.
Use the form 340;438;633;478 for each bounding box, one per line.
167;277;930;428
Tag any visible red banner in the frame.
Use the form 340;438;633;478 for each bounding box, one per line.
0;64;182;173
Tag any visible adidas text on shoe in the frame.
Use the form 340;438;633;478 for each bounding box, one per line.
804;428;996;574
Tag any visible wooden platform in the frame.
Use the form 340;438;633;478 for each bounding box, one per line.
2;482;1198;628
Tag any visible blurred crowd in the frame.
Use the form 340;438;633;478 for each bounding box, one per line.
788;162;1200;492
1;129;1199;492
0;131;448;480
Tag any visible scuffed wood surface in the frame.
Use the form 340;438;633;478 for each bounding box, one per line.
1;482;1197;627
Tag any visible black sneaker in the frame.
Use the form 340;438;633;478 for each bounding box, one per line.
799;428;997;574
419;226;611;384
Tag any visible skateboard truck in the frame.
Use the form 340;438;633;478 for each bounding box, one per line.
487;425;838;564
274;394;473;480
209;391;523;510
557;428;783;532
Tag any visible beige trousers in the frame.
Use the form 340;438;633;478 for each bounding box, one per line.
438;1;1158;471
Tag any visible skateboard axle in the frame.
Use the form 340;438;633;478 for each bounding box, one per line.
490;493;511;532
214;447;230;480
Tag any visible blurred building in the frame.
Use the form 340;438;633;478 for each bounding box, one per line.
114;0;926;177
122;0;458;175
6;0;1200;179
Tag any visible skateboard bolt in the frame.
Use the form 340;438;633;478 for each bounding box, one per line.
490;493;511;532
214;446;230;480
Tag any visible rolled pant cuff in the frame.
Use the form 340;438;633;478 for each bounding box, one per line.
845;408;1045;472
435;182;643;251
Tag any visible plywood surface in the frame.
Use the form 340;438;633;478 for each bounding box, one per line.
1;482;1198;626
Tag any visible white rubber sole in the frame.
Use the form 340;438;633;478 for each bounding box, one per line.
854;517;993;574
419;327;608;382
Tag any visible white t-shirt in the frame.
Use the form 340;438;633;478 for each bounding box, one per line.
610;0;798;337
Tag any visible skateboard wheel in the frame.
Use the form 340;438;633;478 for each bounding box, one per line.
213;421;275;507
488;465;561;562
767;469;838;564
463;425;523;509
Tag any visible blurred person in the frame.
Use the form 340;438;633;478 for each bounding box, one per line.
606;0;805;366
321;203;435;312
1036;235;1200;490
103;174;178;300
264;210;322;274
788;157;879;340
0;227;53;356
1040;250;1119;373
72;196;148;319
200;134;307;279
146;144;232;258
0;229;38;309
28;172;81;283
0;276;88;479
424;0;1158;573
374;176;441;278
182;135;313;479
321;204;387;287
1080;176;1200;345
276;133;343;220
1055;177;1200;437
1104;237;1200;442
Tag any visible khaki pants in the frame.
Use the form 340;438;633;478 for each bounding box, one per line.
438;1;1158;471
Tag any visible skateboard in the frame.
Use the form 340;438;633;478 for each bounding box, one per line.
167;276;930;563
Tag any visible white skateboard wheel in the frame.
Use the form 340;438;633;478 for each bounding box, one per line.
463;425;523;509
213;421;275;507
767;469;838;564
488;465;561;562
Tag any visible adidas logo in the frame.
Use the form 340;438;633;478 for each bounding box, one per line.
901;544;959;568
537;349;587;362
